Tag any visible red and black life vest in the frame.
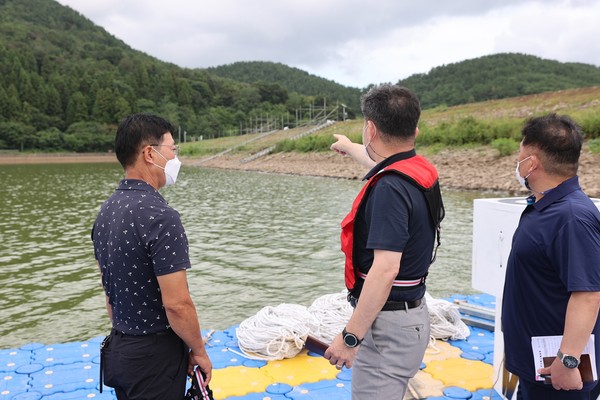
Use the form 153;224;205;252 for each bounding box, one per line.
341;155;444;292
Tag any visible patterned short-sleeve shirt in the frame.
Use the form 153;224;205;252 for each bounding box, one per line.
92;179;191;335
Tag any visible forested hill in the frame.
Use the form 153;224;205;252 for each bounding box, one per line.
0;0;354;152
2;0;600;154
207;61;361;111
399;53;600;108
211;55;600;112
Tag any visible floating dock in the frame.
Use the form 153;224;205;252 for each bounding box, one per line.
1;294;500;399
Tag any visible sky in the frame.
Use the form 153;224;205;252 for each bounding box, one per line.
55;0;600;88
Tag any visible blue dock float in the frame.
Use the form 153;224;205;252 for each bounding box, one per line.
1;294;501;400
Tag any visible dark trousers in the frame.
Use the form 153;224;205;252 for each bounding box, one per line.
103;329;189;400
518;378;598;400
591;383;600;400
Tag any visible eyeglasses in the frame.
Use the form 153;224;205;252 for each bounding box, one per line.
151;144;179;156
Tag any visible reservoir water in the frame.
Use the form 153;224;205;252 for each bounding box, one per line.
0;162;497;349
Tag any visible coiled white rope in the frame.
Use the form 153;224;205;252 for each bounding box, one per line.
236;291;470;360
236;303;320;360
425;292;470;341
307;290;353;343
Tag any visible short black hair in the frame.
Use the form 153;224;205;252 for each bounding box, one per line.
360;84;420;140
115;114;175;168
521;113;583;176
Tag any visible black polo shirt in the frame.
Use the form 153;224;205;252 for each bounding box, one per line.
92;179;191;335
353;150;435;302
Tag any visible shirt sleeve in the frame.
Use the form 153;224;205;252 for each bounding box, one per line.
147;208;191;276
554;214;600;292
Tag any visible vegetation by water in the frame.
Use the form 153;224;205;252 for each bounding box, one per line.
265;87;600;156
2;0;600;153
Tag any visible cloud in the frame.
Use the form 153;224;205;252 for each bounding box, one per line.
56;0;600;88
492;1;600;65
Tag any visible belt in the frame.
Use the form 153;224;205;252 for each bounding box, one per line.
111;328;174;337
381;298;422;311
348;294;422;312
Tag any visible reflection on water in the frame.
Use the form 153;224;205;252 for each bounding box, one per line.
0;162;500;349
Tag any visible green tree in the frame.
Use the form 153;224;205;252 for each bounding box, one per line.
113;96;131;122
0;85;10;120
256;81;289;104
92;88;114;123
132;61;150;98
0;121;36;150
4;85;22;120
65;91;89;125
35;127;64;151
44;84;63;116
176;79;193;107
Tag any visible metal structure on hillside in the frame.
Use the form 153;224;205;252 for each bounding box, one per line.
240;120;336;163
227;101;344;138
198;101;342;164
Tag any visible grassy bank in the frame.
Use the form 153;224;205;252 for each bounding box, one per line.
180;86;600;159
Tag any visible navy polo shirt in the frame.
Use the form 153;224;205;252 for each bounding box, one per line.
502;176;600;383
353;150;436;302
92;179;191;335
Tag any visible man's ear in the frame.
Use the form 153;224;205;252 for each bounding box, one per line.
366;120;377;142
142;145;154;163
529;153;541;172
415;127;419;139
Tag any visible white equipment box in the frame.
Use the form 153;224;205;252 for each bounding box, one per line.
472;197;528;297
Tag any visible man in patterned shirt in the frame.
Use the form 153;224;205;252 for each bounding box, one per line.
92;114;212;399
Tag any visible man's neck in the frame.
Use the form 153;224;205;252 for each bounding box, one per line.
125;166;161;190
531;174;573;201
370;142;415;163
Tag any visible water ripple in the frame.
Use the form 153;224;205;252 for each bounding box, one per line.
0;163;492;348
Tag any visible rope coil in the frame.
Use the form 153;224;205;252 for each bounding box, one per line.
236;291;470;360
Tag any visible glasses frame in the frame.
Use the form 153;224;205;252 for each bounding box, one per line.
150;144;179;156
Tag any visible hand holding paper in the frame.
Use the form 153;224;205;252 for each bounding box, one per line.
531;335;597;385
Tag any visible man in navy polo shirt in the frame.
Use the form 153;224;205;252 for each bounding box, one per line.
92;114;212;400
502;113;600;399
325;85;444;399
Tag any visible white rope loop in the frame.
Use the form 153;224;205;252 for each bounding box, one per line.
236;291;470;360
425;292;470;341
236;303;320;360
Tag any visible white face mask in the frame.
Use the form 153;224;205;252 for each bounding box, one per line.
515;156;531;189
362;122;376;162
152;149;182;186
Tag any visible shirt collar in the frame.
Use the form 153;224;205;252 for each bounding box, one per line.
363;149;417;181
531;175;581;211
117;179;167;203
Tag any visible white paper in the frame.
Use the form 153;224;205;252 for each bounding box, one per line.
531;334;597;381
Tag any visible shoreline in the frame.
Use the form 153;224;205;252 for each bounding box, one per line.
190;147;600;198
0;153;118;164
1;148;599;197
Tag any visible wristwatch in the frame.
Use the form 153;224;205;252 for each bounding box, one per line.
342;328;363;348
557;349;580;369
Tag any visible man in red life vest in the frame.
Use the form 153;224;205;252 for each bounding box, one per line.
325;84;444;399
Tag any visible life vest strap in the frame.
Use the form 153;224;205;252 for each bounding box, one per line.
357;272;426;287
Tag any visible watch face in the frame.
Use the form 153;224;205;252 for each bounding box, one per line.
343;333;358;347
563;355;579;369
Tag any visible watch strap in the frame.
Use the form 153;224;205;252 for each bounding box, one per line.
557;349;580;368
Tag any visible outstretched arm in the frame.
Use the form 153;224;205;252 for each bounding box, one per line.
330;134;376;169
